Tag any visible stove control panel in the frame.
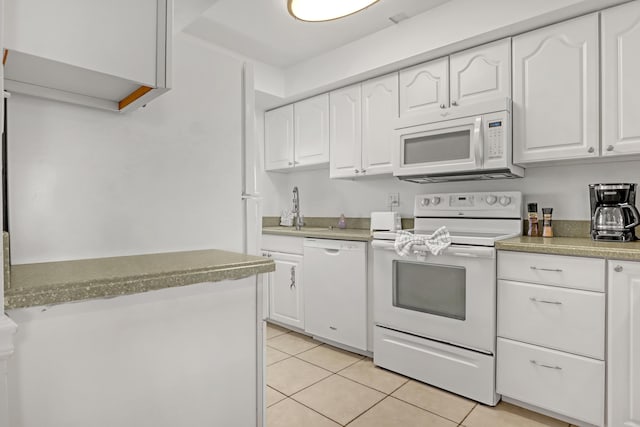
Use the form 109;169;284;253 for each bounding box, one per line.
415;191;523;218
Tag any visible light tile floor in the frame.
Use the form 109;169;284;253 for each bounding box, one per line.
265;323;576;427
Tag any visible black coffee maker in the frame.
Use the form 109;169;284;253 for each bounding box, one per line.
589;183;640;241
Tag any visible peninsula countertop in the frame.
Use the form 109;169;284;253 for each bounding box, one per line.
496;236;640;260
5;249;275;310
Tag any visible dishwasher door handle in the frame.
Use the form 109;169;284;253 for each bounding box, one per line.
324;248;341;255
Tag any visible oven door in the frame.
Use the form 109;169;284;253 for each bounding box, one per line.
372;240;496;354
394;115;483;177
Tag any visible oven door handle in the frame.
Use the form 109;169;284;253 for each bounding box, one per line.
371;240;397;251
371;240;495;259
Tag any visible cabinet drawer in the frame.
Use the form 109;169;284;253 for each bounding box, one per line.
497;338;604;426
498;251;604;291
498;280;604;359
261;234;304;254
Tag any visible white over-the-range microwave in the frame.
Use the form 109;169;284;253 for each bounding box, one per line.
393;98;524;183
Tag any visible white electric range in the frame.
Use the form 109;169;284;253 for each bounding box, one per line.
371;191;522;406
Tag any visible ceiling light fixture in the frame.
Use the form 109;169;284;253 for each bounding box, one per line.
287;0;380;22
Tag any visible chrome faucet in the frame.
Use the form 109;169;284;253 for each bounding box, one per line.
292;186;302;230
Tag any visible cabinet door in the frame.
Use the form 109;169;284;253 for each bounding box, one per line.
268;252;304;330
264;105;294;171
513;14;599;163
330;85;362;178
362;73;398;176
608;260;640;427
5;0;159;87
602;1;640;157
294;94;330;167
399;57;449;120
450;38;511;107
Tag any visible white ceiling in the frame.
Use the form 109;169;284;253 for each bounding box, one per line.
183;0;451;67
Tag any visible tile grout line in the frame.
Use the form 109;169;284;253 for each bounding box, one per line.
267;330;479;426
277;397;342;426
343;395;397;427
291;351;365;374
458;402;477;426
274;369;335;398
383;392;472;426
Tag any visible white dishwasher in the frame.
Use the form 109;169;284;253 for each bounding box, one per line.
303;238;367;351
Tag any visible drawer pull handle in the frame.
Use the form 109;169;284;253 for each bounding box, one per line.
530;360;562;370
529;297;563;305
530;266;563;272
329;326;337;330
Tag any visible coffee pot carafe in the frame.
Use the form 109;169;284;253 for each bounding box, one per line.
589;183;639;242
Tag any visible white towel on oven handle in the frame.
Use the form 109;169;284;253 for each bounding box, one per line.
394;227;452;256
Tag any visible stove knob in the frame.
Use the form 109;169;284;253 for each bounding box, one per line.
486;195;497;205
431;197;441;206
499;196;511;206
420;198;430;207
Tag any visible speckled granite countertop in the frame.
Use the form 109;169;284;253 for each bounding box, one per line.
262;226;372;241
5;249;275;310
496;236;640;260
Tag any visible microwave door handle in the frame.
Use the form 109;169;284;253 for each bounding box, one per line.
473;117;483;168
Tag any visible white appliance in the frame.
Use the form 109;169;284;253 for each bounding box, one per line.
393;99;523;183
370;211;401;232
303;238;367;351
372;191;522;405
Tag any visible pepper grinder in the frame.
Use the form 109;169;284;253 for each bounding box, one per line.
527;203;540;237
542;208;554;237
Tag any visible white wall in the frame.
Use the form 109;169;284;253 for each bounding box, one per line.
8;33;244;264
282;0;627;100
261;159;640;221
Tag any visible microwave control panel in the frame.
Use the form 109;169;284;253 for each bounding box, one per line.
486;120;505;159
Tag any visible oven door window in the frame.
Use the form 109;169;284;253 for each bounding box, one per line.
392;260;466;320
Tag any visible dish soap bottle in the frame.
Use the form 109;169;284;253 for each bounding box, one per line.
337;214;346;229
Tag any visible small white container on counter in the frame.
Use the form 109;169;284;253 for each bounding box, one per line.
371;212;401;232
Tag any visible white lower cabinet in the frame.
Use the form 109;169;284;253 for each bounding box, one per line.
497;251;605;426
303;239;367;351
261;234;368;351
608;260;640;427
497;338;604;426
262;235;305;330
498;280;605;359
266;251;304;330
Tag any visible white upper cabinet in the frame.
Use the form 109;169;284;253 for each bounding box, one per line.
264;95;329;172
450;39;511;107
265;105;294;171
5;0;158;86
3;0;172;112
294;94;330;167
330;73;398;179
399;57;449;120
513;13;599;164
361;73;398;175
398;39;511;128
602;1;640;157
330;84;362;178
